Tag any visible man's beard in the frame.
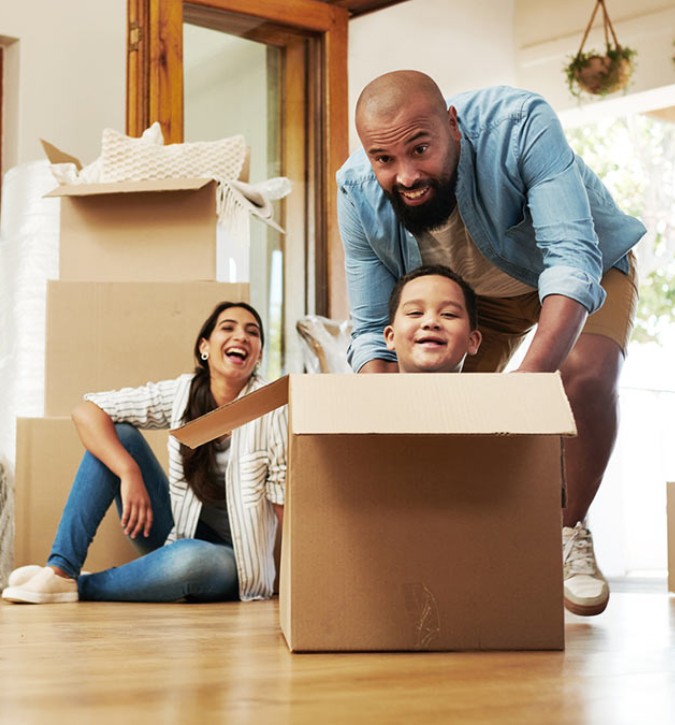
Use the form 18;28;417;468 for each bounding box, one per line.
385;174;456;236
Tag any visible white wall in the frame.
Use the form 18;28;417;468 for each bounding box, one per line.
347;0;518;150
348;0;675;144
0;0;126;172
515;0;675;112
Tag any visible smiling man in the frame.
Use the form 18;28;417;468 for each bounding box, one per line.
337;70;646;617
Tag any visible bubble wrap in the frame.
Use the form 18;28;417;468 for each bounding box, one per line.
0;456;13;586
0;161;59;579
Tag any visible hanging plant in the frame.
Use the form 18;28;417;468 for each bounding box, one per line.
566;45;636;98
564;0;637;99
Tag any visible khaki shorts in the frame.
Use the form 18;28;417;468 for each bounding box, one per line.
463;252;639;373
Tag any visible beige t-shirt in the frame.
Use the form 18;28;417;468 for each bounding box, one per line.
416;208;535;297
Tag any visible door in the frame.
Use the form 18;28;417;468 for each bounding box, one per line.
127;0;349;374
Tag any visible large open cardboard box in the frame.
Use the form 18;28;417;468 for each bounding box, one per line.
40;138;254;283
173;373;576;652
45;280;247;416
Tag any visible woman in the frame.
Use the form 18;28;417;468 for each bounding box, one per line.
2;301;287;604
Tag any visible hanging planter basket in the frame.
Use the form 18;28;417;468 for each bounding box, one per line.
564;0;636;99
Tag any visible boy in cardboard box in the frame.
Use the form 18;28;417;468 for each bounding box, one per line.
384;264;482;374
384;264;608;618
3;302;287;605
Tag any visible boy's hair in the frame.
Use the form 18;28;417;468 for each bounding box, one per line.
387;264;478;329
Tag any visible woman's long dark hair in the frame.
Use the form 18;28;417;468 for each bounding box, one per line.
180;301;264;504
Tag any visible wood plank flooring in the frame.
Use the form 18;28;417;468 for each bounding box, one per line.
1;585;674;724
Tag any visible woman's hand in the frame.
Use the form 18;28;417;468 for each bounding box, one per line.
119;469;154;539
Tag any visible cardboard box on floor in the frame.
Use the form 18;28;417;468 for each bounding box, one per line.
173;373;576;652
45;281;248;416
14;418;168;572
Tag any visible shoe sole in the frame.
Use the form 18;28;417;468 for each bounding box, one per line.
564;596;609;617
2;587;78;604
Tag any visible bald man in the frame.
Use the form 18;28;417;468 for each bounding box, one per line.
337;71;645;617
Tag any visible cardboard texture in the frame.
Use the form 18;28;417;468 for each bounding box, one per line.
668;482;675;593
45;178;218;281
14;418;168;572
45;281;248;416
173;373;576;652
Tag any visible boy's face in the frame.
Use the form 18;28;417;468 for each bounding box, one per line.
384;275;481;373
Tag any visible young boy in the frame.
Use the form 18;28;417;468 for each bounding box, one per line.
384;264;481;373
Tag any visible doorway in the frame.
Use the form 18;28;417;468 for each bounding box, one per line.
127;0;349;375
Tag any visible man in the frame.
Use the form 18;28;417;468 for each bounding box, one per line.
337;70;645;616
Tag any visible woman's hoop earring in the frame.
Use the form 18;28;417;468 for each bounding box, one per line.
201;351;209;361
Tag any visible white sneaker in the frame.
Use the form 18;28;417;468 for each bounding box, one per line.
562;522;609;616
7;565;43;588
2;566;78;604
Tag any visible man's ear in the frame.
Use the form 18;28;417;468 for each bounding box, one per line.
467;329;482;356
384;325;396;351
448;106;461;142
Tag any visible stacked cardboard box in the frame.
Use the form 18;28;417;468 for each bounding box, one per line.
14;170;248;572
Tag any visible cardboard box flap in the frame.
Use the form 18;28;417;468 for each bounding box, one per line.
45;177;215;198
290;373;576;435
172;376;289;448
172;372;575;449
40;139;83;170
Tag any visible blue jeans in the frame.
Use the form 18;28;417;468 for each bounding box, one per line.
48;423;239;602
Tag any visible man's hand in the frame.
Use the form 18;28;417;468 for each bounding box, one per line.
516;295;588;372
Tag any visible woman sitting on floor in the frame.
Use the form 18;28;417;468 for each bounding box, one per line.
3;301;286;604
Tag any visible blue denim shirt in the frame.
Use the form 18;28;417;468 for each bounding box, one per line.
337;86;646;372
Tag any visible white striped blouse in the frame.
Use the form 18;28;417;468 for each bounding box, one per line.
84;373;288;601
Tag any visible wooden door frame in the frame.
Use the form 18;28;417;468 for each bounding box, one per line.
126;0;349;319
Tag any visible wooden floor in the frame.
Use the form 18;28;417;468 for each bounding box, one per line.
1;582;674;724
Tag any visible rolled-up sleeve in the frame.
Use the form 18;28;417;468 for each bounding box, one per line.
518;96;606;312
84;379;180;429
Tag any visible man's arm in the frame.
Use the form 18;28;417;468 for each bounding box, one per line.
511;96;602;372
518;95;606;318
516;295;588;372
337;179;399;372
